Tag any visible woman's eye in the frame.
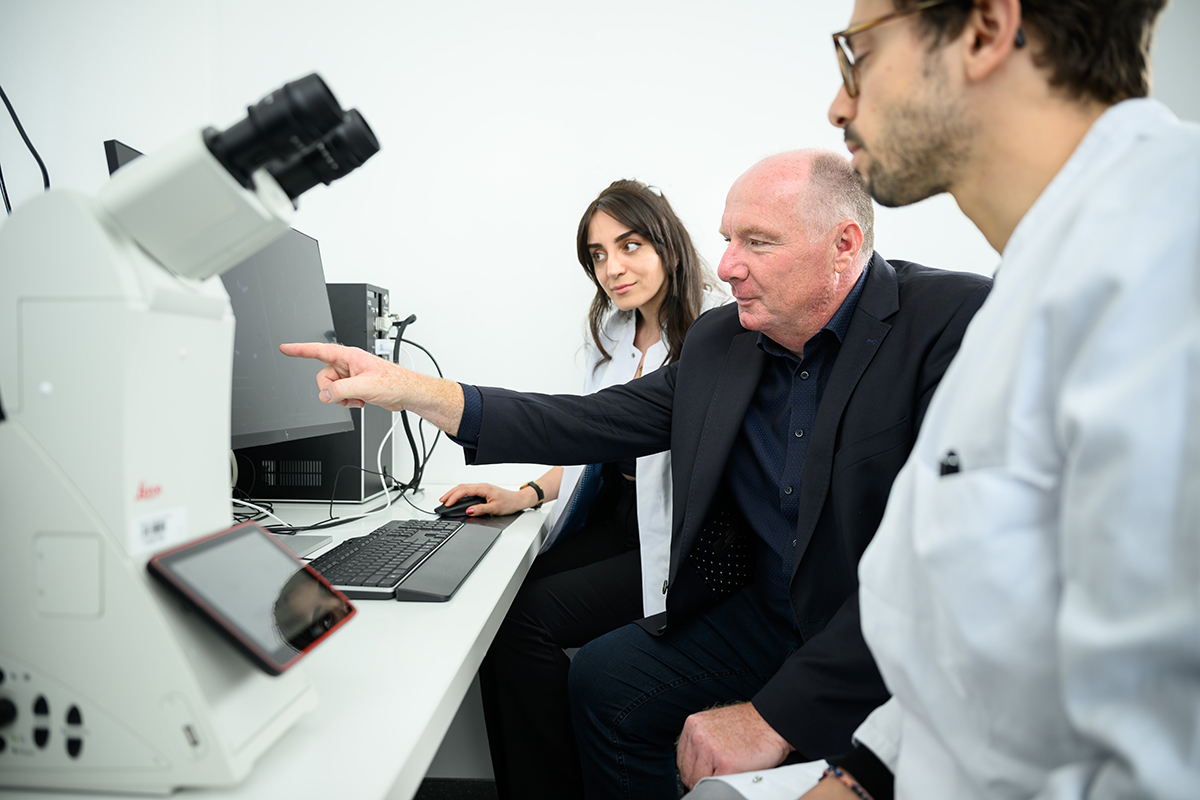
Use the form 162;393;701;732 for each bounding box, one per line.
623;241;641;253
591;250;605;263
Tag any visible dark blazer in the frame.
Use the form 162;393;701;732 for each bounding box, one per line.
467;253;991;757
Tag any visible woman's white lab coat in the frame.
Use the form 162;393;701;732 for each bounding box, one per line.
539;289;729;617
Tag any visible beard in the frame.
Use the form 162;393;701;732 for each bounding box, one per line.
856;64;974;208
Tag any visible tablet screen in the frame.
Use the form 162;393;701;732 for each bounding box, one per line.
148;522;355;674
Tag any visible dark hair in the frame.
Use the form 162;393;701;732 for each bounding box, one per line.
575;179;713;368
898;0;1167;104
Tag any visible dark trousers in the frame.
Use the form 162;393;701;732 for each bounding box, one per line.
479;470;644;800
568;586;799;800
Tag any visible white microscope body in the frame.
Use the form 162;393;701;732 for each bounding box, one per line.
0;75;377;794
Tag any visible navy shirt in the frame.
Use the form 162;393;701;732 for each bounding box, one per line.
732;264;869;625
455;265;870;627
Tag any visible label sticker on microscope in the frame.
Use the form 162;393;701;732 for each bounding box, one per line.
130;507;188;557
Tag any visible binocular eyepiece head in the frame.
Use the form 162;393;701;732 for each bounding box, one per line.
204;73;379;200
267;109;380;201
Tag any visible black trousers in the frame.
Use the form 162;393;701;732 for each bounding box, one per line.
479;467;644;800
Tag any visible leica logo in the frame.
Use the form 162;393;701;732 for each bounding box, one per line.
135;482;162;501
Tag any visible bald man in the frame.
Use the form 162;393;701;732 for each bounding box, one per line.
283;150;990;798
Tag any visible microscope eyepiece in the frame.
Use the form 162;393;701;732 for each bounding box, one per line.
205;73;346;189
267;109;380;201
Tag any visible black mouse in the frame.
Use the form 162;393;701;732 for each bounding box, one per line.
433;495;487;517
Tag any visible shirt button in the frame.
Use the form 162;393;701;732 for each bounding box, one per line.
794;429;804;438
783;486;794;495
800;371;809;380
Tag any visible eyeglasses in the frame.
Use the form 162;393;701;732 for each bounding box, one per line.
832;0;959;98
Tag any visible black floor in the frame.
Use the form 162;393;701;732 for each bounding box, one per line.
414;778;499;800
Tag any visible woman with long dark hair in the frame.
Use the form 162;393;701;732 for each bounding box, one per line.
440;179;727;798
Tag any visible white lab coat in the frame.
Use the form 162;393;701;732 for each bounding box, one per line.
540;289;730;617
853;99;1200;799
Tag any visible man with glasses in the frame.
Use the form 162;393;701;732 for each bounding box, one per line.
775;1;1195;799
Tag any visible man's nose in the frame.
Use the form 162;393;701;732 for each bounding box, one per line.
717;245;742;282
829;83;854;129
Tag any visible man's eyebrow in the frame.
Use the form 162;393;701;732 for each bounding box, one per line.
733;224;779;241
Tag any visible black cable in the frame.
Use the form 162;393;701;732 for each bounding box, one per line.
400;410;424;491
0;82;51;208
403;337;444;478
0;159;10;214
391;335;444;494
400;339;443;377
327;463;396;518
264;475;406;534
401;493;439;516
255;328;448;530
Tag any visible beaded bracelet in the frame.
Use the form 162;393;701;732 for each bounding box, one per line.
821;766;875;800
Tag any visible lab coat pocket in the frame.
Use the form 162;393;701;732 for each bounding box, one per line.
911;455;1064;752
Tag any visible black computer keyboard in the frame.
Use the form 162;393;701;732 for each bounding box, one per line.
309;518;465;599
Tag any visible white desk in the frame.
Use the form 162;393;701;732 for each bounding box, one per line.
12;489;547;800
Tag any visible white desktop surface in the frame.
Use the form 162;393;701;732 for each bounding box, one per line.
11;490;547;800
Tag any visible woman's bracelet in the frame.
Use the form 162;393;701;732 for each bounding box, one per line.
821;766;875;800
519;480;544;509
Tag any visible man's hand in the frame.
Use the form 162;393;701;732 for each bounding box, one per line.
279;342;464;434
676;702;794;790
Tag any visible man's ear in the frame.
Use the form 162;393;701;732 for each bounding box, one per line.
832;220;864;274
962;0;1024;83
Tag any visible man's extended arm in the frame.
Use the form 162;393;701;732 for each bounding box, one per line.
279;342;465;434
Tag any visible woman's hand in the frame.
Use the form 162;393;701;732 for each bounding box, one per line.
439;483;539;517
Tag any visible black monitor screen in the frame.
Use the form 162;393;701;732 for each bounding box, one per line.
221;229;353;449
103;139;353;449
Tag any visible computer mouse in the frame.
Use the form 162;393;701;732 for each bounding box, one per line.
433;495;488;517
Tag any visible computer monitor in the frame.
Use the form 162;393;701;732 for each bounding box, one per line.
103;139;145;176
221;229;353;448
104;140;353;450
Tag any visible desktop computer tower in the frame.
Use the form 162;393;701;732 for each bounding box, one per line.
233;283;398;503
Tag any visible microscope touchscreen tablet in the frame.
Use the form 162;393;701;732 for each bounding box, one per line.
147;521;356;675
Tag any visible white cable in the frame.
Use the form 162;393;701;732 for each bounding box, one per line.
231;497;290;528
377;409;396;513
373;339;413;515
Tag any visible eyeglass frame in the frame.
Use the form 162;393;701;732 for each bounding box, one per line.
832;0;961;99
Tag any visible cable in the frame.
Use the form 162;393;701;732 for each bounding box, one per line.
376;410;396;513
401;493;439;517
0;82;51;217
388;333;444;495
232;497;290;528
0;159;10;214
236;324;446;530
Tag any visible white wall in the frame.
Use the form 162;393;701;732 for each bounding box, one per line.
1;0;1195;488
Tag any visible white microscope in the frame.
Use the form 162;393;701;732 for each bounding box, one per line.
0;74;378;794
